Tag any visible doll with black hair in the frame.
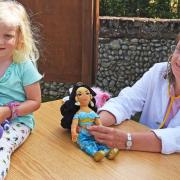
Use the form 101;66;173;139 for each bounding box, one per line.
60;82;119;162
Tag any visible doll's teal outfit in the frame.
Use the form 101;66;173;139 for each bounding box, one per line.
73;111;110;156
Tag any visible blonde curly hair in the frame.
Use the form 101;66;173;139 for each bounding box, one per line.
0;0;39;63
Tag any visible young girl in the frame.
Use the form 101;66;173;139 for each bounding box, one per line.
0;1;42;179
61;82;119;162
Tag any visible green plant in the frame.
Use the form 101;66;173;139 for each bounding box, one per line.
100;0;180;18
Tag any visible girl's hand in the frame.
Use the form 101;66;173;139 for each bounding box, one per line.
72;132;78;142
89;125;127;149
0;106;11;123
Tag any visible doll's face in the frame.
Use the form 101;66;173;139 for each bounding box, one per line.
75;87;92;106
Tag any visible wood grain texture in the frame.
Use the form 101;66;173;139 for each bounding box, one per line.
7;100;180;180
17;0;98;84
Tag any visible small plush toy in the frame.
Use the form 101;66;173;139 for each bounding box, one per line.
0;126;3;139
0;120;10;139
91;87;111;109
60;82;118;162
2;120;10;130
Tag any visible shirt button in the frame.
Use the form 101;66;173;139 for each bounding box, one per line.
156;121;161;125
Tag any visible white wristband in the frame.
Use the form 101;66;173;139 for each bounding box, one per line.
126;133;133;150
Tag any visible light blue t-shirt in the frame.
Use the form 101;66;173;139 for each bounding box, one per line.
0;60;42;129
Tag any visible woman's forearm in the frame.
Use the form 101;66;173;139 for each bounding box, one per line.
99;111;116;126
131;131;161;152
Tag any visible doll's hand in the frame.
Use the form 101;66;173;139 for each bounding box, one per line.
72;133;78;142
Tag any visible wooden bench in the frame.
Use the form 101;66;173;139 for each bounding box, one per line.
7;100;180;180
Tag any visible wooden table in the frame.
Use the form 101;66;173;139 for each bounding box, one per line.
7;100;180;180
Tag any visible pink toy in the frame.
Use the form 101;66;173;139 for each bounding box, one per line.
92;87;111;109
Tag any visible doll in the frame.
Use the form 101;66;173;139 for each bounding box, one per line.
60;82;119;162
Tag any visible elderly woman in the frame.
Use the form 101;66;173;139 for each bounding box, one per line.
89;33;180;154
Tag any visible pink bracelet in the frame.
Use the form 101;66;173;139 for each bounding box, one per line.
7;102;20;120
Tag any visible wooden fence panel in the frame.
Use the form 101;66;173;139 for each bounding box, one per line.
17;0;99;85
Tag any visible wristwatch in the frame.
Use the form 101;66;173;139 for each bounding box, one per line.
126;133;132;150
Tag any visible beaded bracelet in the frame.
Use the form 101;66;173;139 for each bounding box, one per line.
7;102;20;120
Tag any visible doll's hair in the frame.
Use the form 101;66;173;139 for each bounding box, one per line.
60;82;97;129
0;0;39;63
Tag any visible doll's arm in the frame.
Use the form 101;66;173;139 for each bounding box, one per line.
71;118;79;142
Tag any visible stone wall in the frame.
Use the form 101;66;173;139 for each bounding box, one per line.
41;17;180;100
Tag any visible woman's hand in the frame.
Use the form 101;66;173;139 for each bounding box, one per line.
88;125;127;149
89;125;162;152
0;106;11;123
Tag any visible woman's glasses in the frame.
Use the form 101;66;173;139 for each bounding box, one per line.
171;45;180;54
